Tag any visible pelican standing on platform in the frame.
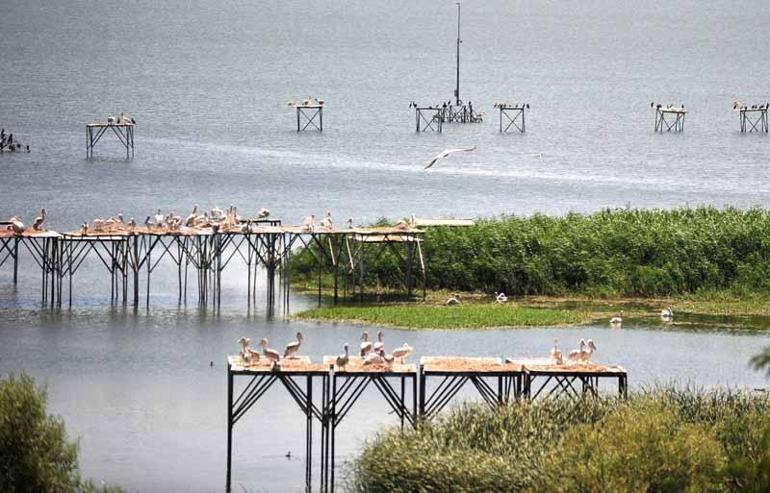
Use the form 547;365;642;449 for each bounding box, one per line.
257;208;270;219
302;214;316;232
391;343;413;364
259;338;281;366
423;146;476;169
336;343;350;369
373;331;384;355
359;331;372;357
32;209;46;231
567;339;586;363
550;339;563;365
284;332;304;359
7;216;24;234
186;204;198;227
320;211;333;229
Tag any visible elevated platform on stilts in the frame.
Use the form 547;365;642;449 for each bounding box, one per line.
226;354;627;492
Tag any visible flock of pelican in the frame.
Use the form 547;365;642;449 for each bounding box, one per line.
733;101;769;110
237;330;413;370
547;338;598;365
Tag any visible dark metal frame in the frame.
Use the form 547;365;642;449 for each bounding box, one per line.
86;123;135;159
498;105;526;133
521;367;628;400
297;106;323;132
739;108;768;133
654;108;686;132
419;366;522;419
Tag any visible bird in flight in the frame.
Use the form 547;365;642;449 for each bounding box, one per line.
423;146;476;169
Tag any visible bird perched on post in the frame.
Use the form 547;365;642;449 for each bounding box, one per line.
424;146;476;169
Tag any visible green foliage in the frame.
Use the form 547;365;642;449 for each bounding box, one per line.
348;389;770;493
537;403;728;493
296;304;587;329
292;207;770;297
0;374;123;493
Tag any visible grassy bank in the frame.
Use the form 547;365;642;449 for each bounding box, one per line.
347;389;770;493
296;304;589;329
290;207;770;298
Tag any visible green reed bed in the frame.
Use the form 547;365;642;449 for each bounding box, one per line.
346;388;770;493
295;304;588;329
290;207;770;298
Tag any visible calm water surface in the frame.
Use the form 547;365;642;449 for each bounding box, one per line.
2;0;770;491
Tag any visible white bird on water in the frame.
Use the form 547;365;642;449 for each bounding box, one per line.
423;146;476;170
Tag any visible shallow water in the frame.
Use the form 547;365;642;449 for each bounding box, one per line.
2;0;770;490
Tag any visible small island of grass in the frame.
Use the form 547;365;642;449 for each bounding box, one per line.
295;303;589;329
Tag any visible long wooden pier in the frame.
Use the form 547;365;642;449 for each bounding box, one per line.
226;355;626;492
0;221;425;310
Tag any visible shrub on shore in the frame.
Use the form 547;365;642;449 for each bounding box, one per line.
347;389;770;493
0;374;123;493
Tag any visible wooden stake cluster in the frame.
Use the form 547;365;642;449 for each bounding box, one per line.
226;355;627;492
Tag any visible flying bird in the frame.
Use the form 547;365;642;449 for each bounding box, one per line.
423;146;476;170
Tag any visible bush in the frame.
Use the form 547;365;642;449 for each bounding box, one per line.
536;402;728;493
0;374;123;493
347;389;770;493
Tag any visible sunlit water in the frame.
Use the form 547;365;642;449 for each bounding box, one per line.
2;0;770;491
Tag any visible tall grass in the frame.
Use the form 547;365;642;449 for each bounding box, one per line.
347;389;770;493
291;207;770;297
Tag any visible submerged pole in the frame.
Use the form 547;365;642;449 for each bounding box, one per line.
455;2;461;106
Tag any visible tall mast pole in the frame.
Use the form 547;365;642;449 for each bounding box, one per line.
455;2;461;106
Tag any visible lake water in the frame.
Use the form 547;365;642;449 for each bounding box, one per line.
2;0;770;491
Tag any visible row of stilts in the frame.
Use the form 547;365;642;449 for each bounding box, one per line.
0;229;425;311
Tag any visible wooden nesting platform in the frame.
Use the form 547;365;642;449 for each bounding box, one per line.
421;356;522;374
657;107;687;114
227;355;329;374
322;355;416;373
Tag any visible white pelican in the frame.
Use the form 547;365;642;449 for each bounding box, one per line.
257;208;270;219
495;292;508;304
660;306;673;321
391;343;413;364
186;204;198;227
259;338;281;365
154;209;164;227
363;351;385;366
347;218;353;229
423;146;476;170
319;211;333;230
446;294;460;305
80;223;88;235
549;339;563;365
581;340;597;363
567;339;586;362
302;214;316;232
373;331;384;355
359;331;372;357
610;311;623;327
336;343;349;369
7;216;24;233
127;217;136;232
284;332;304;359
32;209;46;231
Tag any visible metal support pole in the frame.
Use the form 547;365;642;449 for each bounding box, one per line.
226;366;233;492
